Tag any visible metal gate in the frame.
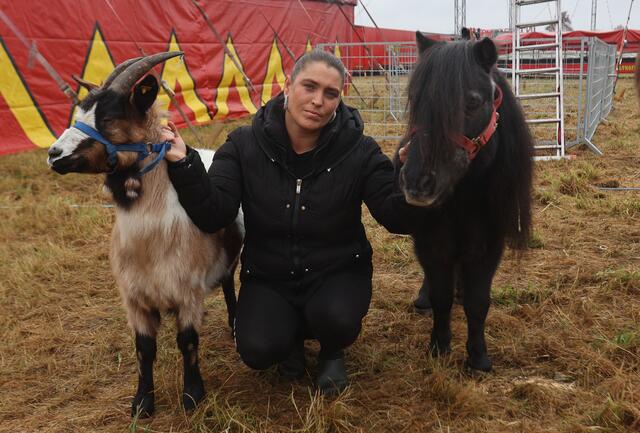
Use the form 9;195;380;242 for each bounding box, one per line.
579;37;617;153
502;36;617;155
511;0;566;160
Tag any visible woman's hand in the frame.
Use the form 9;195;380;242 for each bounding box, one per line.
163;121;188;162
398;143;408;164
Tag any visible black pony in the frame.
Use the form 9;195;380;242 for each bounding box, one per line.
399;32;533;371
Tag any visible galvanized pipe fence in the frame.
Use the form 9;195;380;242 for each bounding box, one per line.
317;37;617;156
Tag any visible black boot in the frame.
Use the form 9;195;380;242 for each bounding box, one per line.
315;354;348;396
277;339;305;379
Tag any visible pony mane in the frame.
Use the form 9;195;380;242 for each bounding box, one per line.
489;71;534;249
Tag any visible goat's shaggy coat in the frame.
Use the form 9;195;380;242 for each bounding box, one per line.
47;52;243;417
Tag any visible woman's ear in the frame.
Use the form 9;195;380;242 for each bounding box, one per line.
284;75;291;96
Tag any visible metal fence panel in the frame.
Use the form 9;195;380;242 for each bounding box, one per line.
584;38;617;138
570;37;617;154
501;37;587;155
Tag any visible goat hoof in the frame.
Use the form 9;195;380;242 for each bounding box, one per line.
131;393;154;418
465;354;493;373
182;383;205;411
428;340;451;358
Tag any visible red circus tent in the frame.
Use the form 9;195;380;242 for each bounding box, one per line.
0;0;356;155
493;29;640;54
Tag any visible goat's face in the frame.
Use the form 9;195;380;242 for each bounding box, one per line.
48;53;181;175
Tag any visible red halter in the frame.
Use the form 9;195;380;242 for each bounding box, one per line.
406;85;504;162
455;85;503;160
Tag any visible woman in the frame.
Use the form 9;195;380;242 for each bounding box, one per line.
164;50;414;395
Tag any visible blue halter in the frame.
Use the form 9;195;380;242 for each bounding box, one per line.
73;121;171;175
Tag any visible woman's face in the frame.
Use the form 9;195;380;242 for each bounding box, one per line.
284;61;343;132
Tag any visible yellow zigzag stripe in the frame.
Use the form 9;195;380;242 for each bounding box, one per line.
0;39;56;148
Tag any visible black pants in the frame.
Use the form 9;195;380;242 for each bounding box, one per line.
234;263;373;370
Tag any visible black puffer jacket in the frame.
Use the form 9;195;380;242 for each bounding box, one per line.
168;93;413;280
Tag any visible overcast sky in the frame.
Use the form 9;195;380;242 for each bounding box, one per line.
354;0;640;34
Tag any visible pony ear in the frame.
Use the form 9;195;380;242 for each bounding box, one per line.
416;31;437;54
130;74;159;114
473;37;498;72
461;27;471;40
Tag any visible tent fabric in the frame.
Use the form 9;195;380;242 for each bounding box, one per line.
494;29;640;53
0;0;354;155
352;25;454;44
310;0;357;4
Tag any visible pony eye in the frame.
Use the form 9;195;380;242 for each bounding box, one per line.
465;94;483;111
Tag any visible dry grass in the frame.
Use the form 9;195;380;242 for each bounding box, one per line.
1;79;639;432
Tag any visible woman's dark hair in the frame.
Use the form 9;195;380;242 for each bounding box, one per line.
291;49;346;87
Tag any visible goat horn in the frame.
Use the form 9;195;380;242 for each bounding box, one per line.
72;74;99;91
100;57;143;89
108;51;183;94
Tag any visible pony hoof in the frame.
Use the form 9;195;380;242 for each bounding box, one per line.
465;355;493;373
131;393;155;418
412;291;432;316
428;341;451;358
182;384;205;411
413;302;433;317
414;306;433;317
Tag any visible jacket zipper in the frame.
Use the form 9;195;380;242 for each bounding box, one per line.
291;178;303;272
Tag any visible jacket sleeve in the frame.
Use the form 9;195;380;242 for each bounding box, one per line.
361;137;422;235
167;139;242;234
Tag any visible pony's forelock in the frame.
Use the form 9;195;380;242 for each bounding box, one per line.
407;41;486;163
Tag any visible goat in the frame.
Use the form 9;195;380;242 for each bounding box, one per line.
47;52;243;417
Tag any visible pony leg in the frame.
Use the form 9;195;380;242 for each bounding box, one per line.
460;258;500;372
177;306;205;411
425;261;455;357
127;305;160;418
414;268;462;314
413;274;432;315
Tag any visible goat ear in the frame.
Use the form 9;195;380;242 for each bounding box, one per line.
131;74;159;114
473;37;497;72
72;74;99;92
416;31;437;54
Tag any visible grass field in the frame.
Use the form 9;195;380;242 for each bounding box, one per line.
1;79;639;432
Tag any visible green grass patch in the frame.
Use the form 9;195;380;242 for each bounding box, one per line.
492;283;549;306
595;269;640;294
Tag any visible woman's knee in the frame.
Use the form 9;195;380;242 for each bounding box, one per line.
307;305;363;342
236;334;291;370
